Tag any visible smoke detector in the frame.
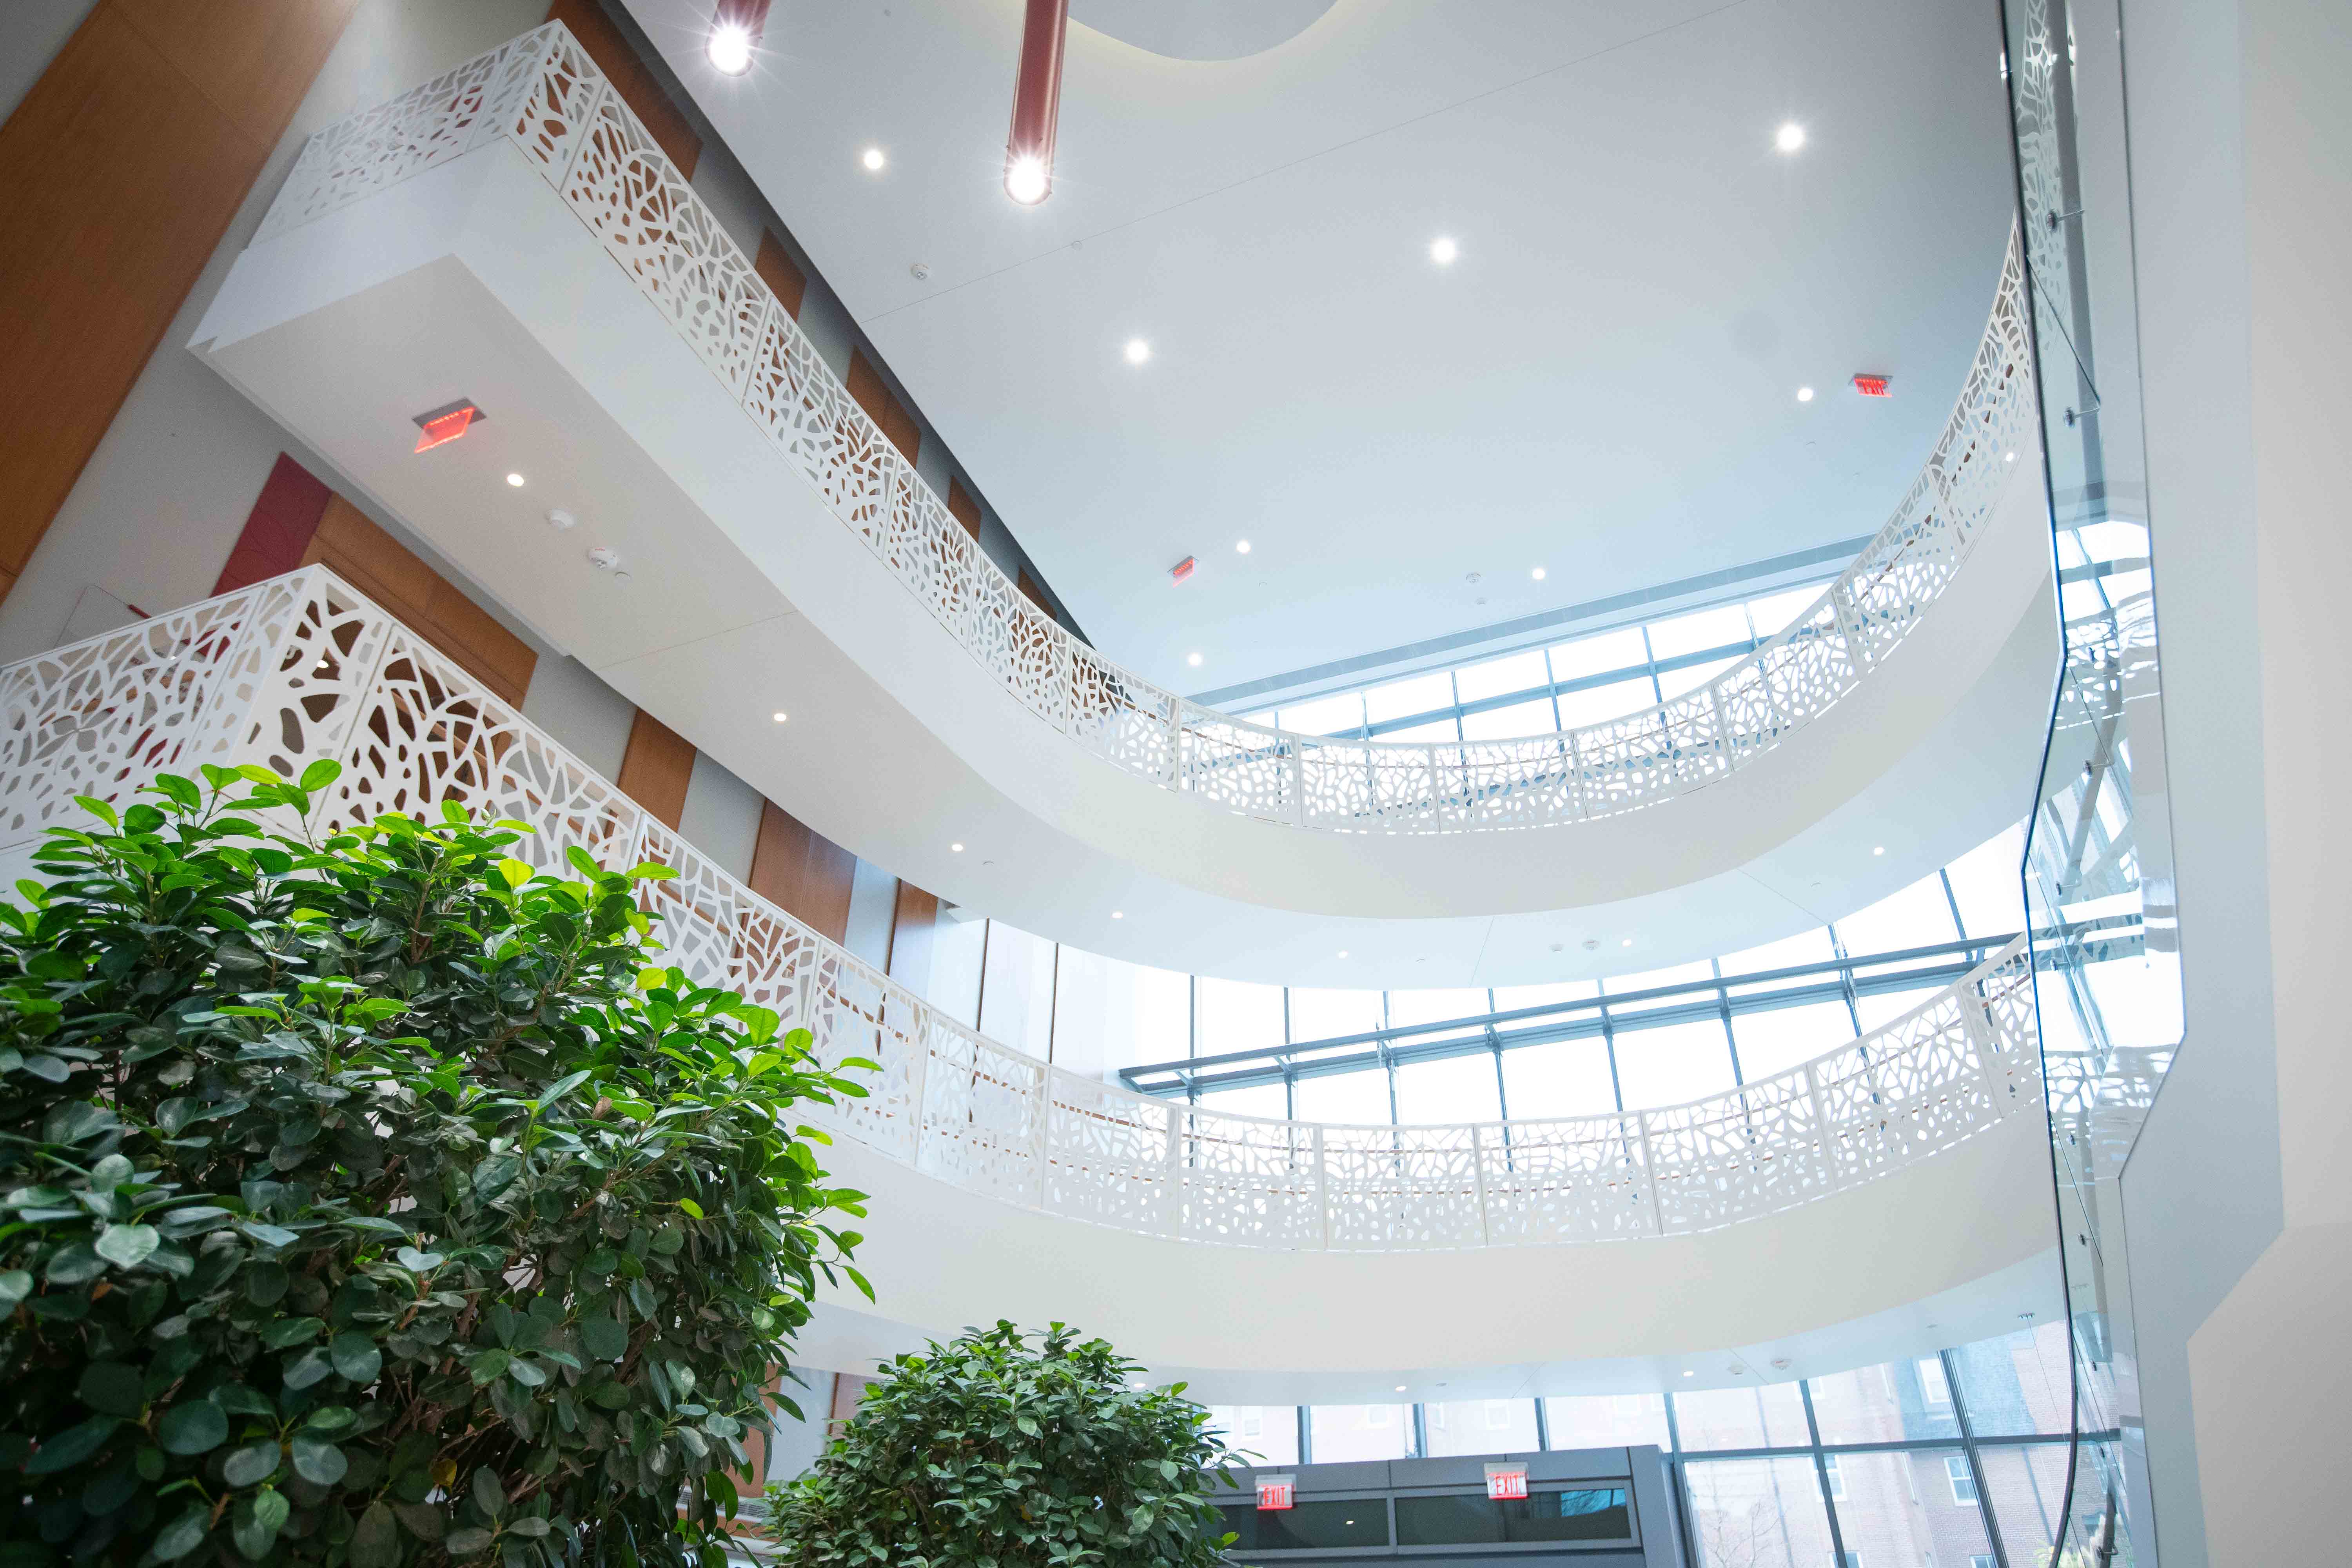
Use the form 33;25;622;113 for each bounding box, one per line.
546;509;577;531
588;547;622;572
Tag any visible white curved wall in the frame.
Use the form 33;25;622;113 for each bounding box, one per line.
192;125;2057;983
790;1114;2062;1402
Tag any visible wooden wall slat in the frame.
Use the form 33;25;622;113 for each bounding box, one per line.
945;478;983;542
846;351;922;466
0;0;356;586
754;231;806;321
747;799;855;943
887;882;941;993
301;497;537;707
617;710;696;831
544;0;701;178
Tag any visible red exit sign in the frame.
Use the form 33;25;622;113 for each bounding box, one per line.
1852;374;1893;398
1256;1476;1295;1511
1485;1464;1528;1501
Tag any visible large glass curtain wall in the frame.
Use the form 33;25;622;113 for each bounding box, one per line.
1208;1322;2077;1568
1238;580;1838;744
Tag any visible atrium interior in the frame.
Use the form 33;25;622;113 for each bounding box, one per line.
0;1;2341;1565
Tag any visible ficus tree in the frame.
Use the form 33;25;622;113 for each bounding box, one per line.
764;1321;1239;1568
0;765;873;1568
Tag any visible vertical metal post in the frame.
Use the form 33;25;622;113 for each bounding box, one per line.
1470;1122;1492;1246
1312;1124;1330;1250
1944;1347;2013;1568
1799;1379;1853;1568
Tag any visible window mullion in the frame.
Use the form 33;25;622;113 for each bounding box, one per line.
1944;1346;2013;1568
1799;1379;1855;1568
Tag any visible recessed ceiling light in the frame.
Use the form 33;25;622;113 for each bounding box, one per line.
1111;910;1123;919
950;842;965;852
505;472;525;487
1235;540;1252;554
1776;122;1806;153
1430;236;1459;265
1187;652;1203;666
1124;338;1151;365
862;147;886;171
1394;1385;1406;1392
771;711;787;723
1621;938;1633;947
2006;450;2018;462
1337;950;1349;958
1796;386;1815;403
1531;566;1546;581
1682;1370;1696;1378
1873;845;1886;855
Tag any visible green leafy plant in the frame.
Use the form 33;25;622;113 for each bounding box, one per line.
0;766;873;1567
764;1321;1237;1568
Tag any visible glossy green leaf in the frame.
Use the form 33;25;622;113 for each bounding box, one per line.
157;1401;227;1456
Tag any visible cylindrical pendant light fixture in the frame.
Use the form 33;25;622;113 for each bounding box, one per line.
1004;0;1068;204
707;0;773;75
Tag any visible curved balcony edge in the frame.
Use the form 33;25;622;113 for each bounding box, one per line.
239;22;2041;837
0;566;2049;1260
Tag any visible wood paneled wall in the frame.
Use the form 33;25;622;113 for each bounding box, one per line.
747;800;856;943
0;0;359;597
846;351;922;466
616;710;696;830
887;882;942;993
753;231;806;320
542;0;700;176
945;478;983;541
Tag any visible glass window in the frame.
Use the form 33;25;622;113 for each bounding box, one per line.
1051;947;1188;1077
1288;987;1384;1044
1491;978;1602;1013
1672;1383;1811;1451
1612;1019;1737;1110
1395;1054;1502;1125
1833;875;1960;955
1278;690;1366;737
1547;626;1650;681
1541;1393;1669;1449
1197;1082;1288;1121
1731;1001;1858;1081
925;912;987;1027
1387;987;1493;1044
1720;926;1840;980
1806;1362;1960;1445
1556;677;1659;728
1217;1499;1387;1553
1292;1067;1392;1126
1822;1453;1846;1500
1363;670;1456;724
978;922;1056;1058
1943;1454;1978;1504
1602;959;1717;1015
1308;1404;1414;1462
1196;977;1286;1057
1454;648;1551;703
1460;698;1563;740
1682;1456;1837;1568
1377;718;1462;743
1975;1444;2071;1563
1657;655;1742;699
1746;583;1832;637
1205;1406;1298;1468
1941;826;2027;936
1423;1398;1539;1456
1852;984;1948;1031
1948;1323;2071;1436
1500;1039;1621;1119
1916;1356;1953;1408
1397;1488;1631;1545
1647;604;1752;660
1825;1452;1993;1568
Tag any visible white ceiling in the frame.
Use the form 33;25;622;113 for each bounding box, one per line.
632;0;2016;693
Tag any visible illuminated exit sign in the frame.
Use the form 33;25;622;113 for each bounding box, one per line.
1485;1463;1529;1501
1256;1475;1295;1510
